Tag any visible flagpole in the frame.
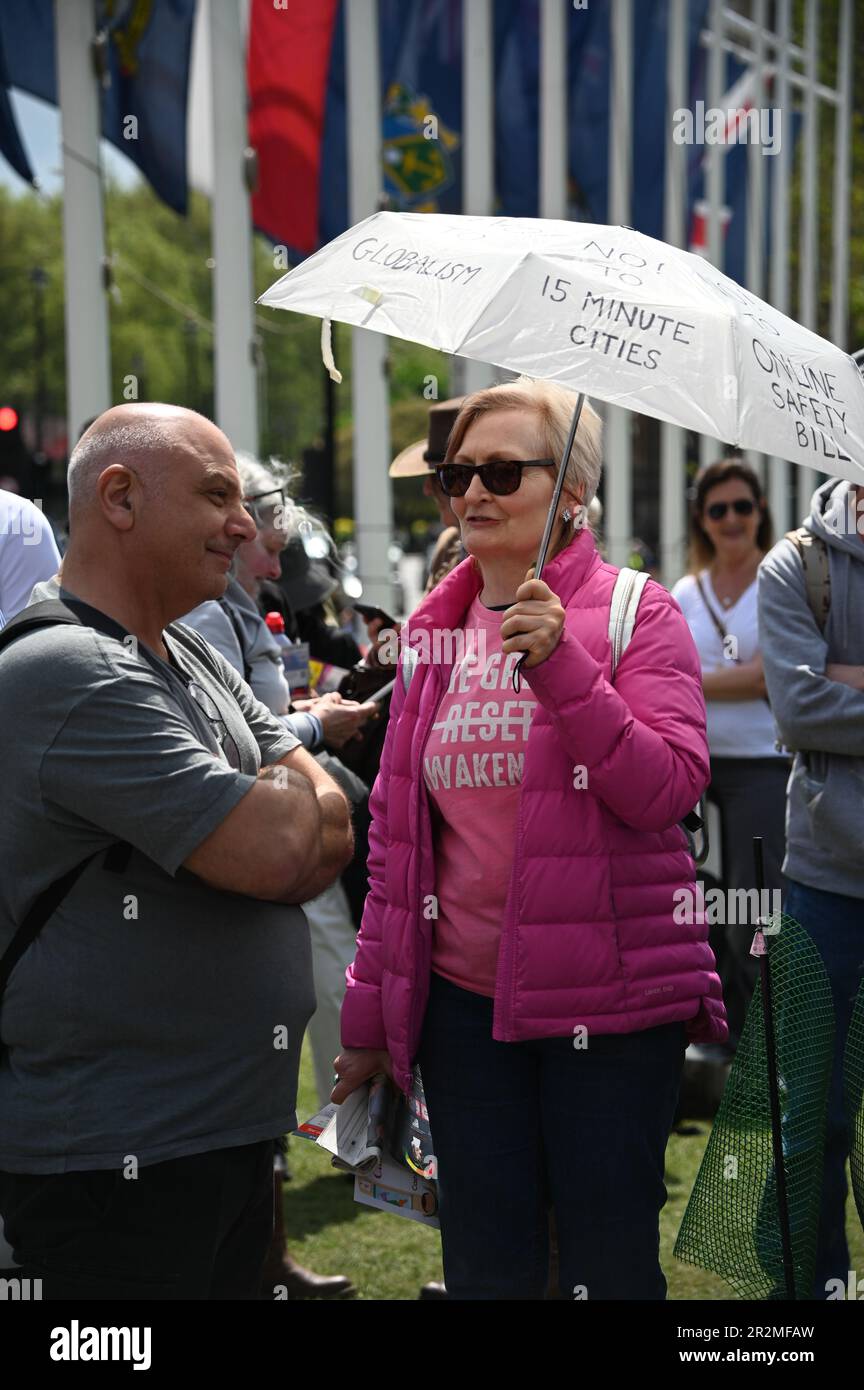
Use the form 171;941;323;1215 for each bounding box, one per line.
796;0;820;520
209;0;258;454
768;0;791;536
745;0;767;486
539;0;567;221
346;0;393;609
660;0;688;588
701;0;725;471
605;0;633;568
830;0;852;355
458;0;494;397
55;0;111;437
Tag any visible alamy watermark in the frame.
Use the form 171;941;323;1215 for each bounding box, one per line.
826;1270;864;1299
821;489;864;539
0;498;47;547
673;882;783;926
672;101;781;156
0;1276;42;1300
50;1321;151;1370
378;625;490;670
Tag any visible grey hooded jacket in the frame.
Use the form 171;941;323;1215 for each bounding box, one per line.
758;478;864;899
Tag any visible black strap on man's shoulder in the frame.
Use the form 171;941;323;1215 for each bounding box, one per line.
0;596;135;655
0;599;134;1024
0;599;94;654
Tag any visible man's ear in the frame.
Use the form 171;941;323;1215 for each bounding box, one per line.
98;465;137;531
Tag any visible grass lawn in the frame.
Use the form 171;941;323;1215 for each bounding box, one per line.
281;1041;864;1301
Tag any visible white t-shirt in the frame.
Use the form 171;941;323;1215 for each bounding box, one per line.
0;490;61;628
671;570;784;758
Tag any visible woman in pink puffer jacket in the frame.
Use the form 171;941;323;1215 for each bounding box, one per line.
334;380;727;1299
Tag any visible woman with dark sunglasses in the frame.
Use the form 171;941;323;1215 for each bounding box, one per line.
333;377;727;1300
671;459;789;1054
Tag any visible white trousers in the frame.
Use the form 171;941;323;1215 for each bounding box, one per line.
303;880;358;1109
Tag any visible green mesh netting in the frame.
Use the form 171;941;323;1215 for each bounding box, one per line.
844;976;864;1237
674;914;834;1300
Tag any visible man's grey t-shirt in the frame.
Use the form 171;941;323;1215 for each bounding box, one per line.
0;594;316;1173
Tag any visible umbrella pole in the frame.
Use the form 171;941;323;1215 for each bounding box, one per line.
512;394;585;692
534;393;586;581
754;834;796;1299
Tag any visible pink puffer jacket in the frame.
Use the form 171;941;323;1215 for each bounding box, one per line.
341;529;728;1094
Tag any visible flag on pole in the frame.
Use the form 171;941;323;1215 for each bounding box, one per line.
248;0;340;254
249;0;464;258
245;0;737;268
0;24;35;185
99;0;197;214
686;50;801;287
319;0;464;251
565;0;709;235
0;0;197;214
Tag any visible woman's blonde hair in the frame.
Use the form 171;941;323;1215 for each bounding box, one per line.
444;377;603;559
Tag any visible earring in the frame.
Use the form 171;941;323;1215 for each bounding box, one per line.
562;508;572;523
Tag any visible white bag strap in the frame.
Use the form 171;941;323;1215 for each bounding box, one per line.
608;567;649;679
401;642;419;693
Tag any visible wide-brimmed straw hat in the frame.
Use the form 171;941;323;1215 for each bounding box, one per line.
388;396;465;478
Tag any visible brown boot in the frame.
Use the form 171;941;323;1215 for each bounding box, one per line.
272;1250;355;1300
259;1170;355;1300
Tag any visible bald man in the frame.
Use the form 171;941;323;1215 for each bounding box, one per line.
0;405;354;1300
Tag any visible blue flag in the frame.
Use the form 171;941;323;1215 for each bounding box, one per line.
318;0;464;250
686;44;800;290
273;0;789;295
0;0;196;215
563;0;710;235
0;24;35;185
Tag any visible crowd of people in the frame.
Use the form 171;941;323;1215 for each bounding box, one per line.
0;381;861;1300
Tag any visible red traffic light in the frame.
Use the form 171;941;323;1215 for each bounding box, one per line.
0;407;19;431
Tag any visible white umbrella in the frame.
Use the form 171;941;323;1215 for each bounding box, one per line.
259;212;864;577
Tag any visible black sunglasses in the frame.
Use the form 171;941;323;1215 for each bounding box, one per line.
705;498;757;521
186;680;243;772
243;485;287;515
435;458;556;498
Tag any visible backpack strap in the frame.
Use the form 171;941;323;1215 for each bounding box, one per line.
400;641;419;694
0;599;98;653
786;527;831;633
1;853;101;1002
608;567;650;678
607;568;709;865
0;601;137;1026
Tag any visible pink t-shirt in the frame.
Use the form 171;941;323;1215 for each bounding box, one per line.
422;594;538;995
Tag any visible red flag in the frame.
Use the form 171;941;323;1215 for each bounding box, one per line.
247;0;340;255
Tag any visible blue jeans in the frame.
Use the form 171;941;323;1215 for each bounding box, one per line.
784;879;864;1299
416;971;686;1300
